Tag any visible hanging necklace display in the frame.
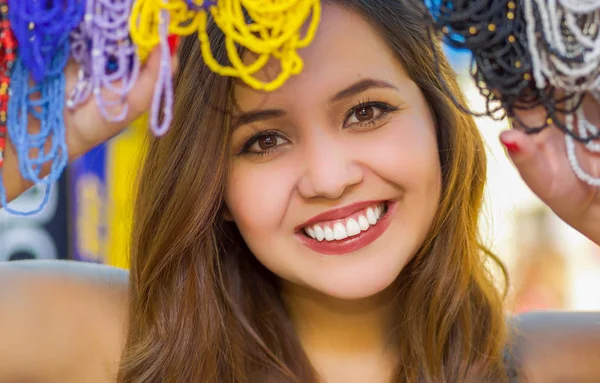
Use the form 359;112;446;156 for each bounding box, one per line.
525;0;600;186
2;0;84;215
0;0;322;215
198;0;321;92
424;0;600;187
5;0;598;212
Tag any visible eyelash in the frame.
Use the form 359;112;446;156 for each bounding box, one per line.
238;130;286;157
238;100;399;157
343;99;398;129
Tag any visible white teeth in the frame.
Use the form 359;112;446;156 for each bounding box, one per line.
357;215;370;231
346;218;361;236
324;226;335;241
366;207;377;225
333;223;348;240
304;202;389;242
314;225;325;241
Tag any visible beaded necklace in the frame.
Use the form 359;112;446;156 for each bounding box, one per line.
0;0;16;168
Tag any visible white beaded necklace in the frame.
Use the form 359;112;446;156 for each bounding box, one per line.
525;0;600;93
564;96;600;186
525;0;600;187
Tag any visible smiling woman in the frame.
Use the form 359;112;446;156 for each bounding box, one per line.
120;0;506;382
3;0;600;383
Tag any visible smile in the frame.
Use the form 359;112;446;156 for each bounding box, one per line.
303;202;387;241
297;200;397;256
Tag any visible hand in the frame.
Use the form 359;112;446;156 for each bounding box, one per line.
501;93;600;245
64;48;176;160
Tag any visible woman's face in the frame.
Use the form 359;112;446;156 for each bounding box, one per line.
225;4;442;300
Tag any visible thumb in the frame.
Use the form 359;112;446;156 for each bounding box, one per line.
499;129;556;199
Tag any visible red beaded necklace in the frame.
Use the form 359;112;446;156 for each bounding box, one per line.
0;0;16;167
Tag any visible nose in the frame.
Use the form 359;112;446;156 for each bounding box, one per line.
297;131;364;200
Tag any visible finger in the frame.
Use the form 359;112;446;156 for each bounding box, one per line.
124;45;180;124
123;47;163;123
499;128;563;202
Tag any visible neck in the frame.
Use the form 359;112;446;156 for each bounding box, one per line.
281;281;398;379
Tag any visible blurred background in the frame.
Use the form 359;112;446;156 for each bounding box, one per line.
1;48;600;315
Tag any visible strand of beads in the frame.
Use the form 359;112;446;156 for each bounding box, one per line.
2;0;84;214
523;0;600;187
564;96;600;186
426;0;546;123
0;0;16;168
8;0;84;82
199;0;321;92
128;0;321;135
524;0;600;102
68;0;141;123
129;0;203;135
424;0;600;187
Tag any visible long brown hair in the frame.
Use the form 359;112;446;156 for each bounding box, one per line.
117;0;509;381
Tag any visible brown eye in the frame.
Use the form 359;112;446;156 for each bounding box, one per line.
355;106;375;121
345;102;394;127
244;132;288;155
257;135;278;150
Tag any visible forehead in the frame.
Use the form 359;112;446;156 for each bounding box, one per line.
233;3;411;109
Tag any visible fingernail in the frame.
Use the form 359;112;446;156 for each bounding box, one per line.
168;35;180;56
501;140;520;154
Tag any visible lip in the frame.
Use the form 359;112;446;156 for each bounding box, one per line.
295;200;388;232
296;200;398;256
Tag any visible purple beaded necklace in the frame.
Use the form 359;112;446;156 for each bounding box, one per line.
150;9;173;136
68;0;140;122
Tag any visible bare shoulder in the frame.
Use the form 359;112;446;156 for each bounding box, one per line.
0;260;130;382
511;311;600;383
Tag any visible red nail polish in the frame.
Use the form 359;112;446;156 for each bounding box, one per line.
168;35;180;56
502;141;520;154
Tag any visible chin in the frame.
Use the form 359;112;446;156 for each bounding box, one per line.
307;263;404;301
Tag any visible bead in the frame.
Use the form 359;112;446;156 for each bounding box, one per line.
0;0;15;172
488;23;496;32
68;0;140;123
565;136;600;187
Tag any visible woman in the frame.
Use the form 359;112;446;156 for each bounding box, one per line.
1;0;600;382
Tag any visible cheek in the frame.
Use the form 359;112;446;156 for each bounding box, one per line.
362;114;441;192
225;160;297;238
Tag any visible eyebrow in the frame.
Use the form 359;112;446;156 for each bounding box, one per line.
232;109;286;129
232;78;398;129
330;78;398;103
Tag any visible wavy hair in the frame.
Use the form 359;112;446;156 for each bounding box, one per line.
117;1;509;381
